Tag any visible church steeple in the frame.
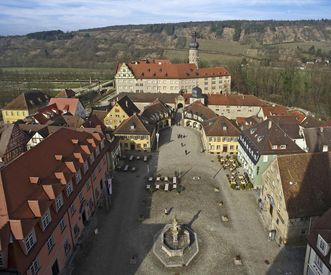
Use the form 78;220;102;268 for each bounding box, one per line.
189;32;199;68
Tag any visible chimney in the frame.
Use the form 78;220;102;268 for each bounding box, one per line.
268;120;272;129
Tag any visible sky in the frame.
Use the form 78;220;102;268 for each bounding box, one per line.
0;0;330;35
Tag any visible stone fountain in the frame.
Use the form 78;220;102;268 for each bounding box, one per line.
153;216;199;267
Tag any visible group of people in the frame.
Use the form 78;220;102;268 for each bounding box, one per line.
177;134;187;139
177;133;190;155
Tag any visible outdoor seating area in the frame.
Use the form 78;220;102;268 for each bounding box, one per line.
218;154;253;190
145;175;182;193
116;153;150;172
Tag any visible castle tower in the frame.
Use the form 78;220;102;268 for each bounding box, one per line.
189;32;199;68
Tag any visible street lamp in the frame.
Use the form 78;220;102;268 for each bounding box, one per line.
156;132;160;151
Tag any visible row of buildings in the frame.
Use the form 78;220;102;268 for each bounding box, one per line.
0;89;123;274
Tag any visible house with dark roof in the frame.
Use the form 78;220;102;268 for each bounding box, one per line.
104;96;140;129
237;119;304;187
202;116;240;154
303;127;331;153
0;124;28;164
140;99;172;130
0;128;109;275
55;89;76;98
2;91;49;124
183;101;217;131
115;92;190;110
113;114;155;152
304;208;331;274
260;152;331;245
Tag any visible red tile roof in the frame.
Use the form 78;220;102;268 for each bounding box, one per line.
49;98;81;115
203;116;240;137
261;105;289;117
122;62;229;79
184;101;217;121
207;94;267;106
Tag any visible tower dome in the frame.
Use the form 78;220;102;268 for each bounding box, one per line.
189;32;199;49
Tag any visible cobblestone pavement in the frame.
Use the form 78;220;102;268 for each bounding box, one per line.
72;125;305;275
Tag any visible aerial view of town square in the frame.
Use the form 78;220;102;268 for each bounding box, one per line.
0;1;331;275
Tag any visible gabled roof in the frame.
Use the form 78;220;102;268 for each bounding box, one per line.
269;116;302;139
114;114;153;136
32;103;62;125
116;92;191;105
303;127;331;152
115;95;140;116
82;115;106;130
62;114;85;128
55;89;76;98
0;128;102;219
203;116;240;137
236;116;262;130
91;109;108;122
261;105;289;118
49;98;82;116
122;61;230;79
277;152;331;219
184;101;217;121
2;91;49;112
207;94;267;107
140;99;172;124
307;208;331;271
300;116;323;128
241;119;304;155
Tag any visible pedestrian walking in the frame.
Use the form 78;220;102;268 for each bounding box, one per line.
185;149;187;155
164;208;169;215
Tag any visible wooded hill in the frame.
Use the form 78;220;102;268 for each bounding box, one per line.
1;20;331;69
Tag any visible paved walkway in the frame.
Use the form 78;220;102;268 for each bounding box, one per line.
72;125;305;275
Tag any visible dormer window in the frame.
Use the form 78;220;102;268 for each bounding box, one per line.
280;145;287;150
24;229;37;253
83;161;89;174
250;128;257;135
66;180;73;196
90;153;95;164
272;145;278;150
75;170;82;184
55;193;64;212
41;209;51;231
317;234;330;256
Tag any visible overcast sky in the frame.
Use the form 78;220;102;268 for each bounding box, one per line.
0;0;330;35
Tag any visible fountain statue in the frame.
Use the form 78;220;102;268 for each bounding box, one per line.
153;216;199;268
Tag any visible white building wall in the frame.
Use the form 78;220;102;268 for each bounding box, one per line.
305;245;331;275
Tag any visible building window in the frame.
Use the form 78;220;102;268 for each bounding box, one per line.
0;253;3;268
41;210;51;231
29;258;40;275
24;230;36;253
64;239;71;256
55;193;64;212
70;204;76;216
79;191;84;203
315;253;323;272
75;170;82;184
73;224;80;239
59;218;66;232
86;178;91;190
66;180;73;197
47;235;55;253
